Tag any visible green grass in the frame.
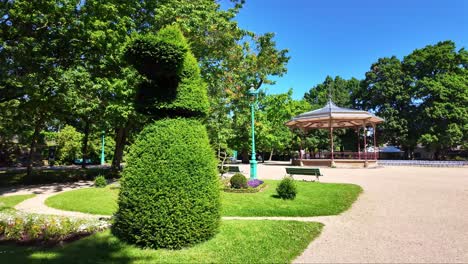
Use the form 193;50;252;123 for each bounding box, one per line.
0;220;323;264
45;180;362;217
45;186;119;215
0;194;36;211
222;180;363;216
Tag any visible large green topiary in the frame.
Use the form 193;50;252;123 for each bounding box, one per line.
112;118;220;249
125;25;209;118
113;25;220;249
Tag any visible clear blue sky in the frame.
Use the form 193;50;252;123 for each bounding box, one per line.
222;0;468;99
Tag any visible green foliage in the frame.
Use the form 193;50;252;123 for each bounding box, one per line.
358;40;467;156
276;177;297;200
229;173;248;189
126;26;209;118
56;126;83;164
94;175;107;188
124;28;188;80
113;118;220;249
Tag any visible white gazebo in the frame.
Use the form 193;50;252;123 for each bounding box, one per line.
286;100;384;168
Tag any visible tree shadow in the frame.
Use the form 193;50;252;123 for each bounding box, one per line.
0;231;151;264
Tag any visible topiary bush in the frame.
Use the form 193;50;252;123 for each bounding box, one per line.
276;177;297;200
113;25;220;250
230;173;248;189
113;119;220;249
94;175;107;188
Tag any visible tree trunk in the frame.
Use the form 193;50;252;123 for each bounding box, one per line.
241;149;249;164
81;121;90;169
268;148;274;161
111;123;130;171
26;120;42;178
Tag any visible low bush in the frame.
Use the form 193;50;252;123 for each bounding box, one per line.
230;173;248;189
0;212;110;245
276;177;297;200
94;175;107;188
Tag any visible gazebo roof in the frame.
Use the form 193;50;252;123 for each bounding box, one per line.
286;100;384;129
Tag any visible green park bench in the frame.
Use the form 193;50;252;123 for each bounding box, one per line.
285;167;323;182
221;166;241;173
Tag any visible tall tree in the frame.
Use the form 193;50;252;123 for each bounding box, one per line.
0;0;81;176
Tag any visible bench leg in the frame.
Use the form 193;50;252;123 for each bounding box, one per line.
316;175;319;182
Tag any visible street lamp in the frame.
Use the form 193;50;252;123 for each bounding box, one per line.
248;84;259;180
101;130;105;165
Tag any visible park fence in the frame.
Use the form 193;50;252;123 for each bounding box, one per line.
378;160;468;167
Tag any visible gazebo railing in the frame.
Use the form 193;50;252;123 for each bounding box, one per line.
301;151;379;160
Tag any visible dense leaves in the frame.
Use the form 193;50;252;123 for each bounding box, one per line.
112;119;220;249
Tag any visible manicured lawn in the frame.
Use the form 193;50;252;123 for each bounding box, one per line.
0;194;35;211
0;220;323;264
45;186;118;215
45;180;362;217
222;180;363;216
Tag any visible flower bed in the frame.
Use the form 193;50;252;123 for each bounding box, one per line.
223;179;267;193
0;212;110;245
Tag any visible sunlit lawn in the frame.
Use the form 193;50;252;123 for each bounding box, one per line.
45;180;362;217
0;194;36;212
0;220;323;264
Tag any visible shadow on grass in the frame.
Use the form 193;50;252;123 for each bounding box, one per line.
0;232;149;264
270;194;282;199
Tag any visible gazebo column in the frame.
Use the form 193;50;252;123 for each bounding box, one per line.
372;124;377;160
329;126;335;167
356;126;360;160
363;124;368;167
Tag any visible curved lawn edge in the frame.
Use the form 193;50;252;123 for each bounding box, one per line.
222;180;363;217
45;186;118;215
0;220;324;264
45;180;363;217
0;194;36;211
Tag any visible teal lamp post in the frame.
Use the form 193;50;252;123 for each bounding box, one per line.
100;130;105;165
248;84;259;180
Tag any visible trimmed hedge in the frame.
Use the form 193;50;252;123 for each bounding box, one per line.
112;118;220;249
125;25;209;118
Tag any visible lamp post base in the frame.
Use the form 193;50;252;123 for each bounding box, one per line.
250;159;257;180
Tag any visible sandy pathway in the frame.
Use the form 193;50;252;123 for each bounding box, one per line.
248;164;468;263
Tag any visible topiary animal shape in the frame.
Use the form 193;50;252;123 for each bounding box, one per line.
112;25;220;250
124;26;209;118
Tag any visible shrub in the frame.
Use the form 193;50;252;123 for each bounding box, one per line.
0;212;110;244
112;118;220;249
276;177;297;200
94;175;107;188
230;173;248;189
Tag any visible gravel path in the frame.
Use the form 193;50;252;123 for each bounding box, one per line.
248;163;468;263
2;164;468;262
1;181;108;219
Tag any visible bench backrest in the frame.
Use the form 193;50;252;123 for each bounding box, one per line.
285;167;321;175
219;166;240;173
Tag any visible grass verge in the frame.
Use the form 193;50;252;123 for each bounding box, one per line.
46;180;362;217
45;186;118;215
0;220;323;264
0;194;36;211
